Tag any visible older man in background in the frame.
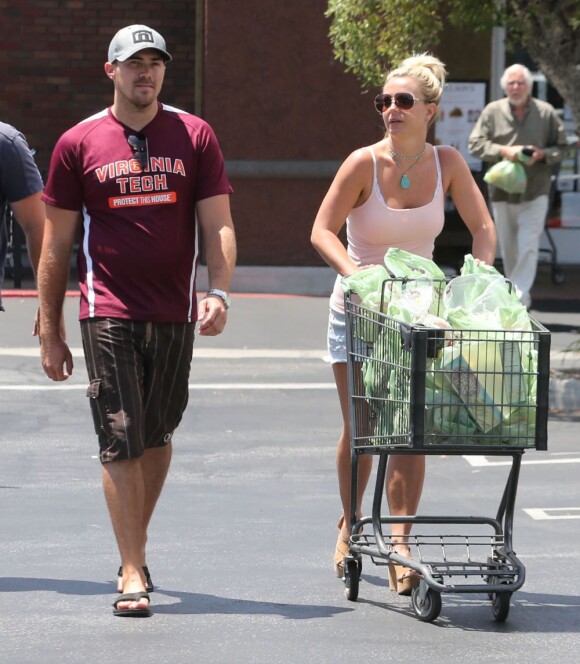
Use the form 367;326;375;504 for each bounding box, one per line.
468;64;568;308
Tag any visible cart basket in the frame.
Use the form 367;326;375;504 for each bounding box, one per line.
344;279;550;452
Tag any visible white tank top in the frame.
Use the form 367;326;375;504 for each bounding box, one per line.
329;145;445;312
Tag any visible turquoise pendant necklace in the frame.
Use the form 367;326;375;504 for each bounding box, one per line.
389;142;426;189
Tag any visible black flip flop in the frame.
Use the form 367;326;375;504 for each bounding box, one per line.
117;565;154;593
113;591;151;617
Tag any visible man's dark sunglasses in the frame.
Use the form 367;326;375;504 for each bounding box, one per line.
127;133;148;170
374;92;424;113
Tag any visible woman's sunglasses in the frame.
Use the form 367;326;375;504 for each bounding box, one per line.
374;92;424;113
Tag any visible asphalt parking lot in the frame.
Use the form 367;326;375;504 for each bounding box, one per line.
1;285;579;664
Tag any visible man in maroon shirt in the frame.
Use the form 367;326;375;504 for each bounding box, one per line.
37;25;236;617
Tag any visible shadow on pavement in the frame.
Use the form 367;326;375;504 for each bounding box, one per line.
347;587;580;633
0;576;109;596
0;576;352;619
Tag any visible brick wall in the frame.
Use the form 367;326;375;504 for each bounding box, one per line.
1;1;491;268
204;0;378;266
203;1;491;267
0;0;197;175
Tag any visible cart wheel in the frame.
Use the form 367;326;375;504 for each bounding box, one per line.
344;558;360;601
485;558;509;600
551;267;565;285
411;585;442;622
491;589;511;622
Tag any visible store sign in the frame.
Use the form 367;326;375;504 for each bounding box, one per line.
435;82;487;171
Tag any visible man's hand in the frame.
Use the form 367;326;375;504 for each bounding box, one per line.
197;296;228;336
40;335;74;381
499;145;524;163
526;146;546;165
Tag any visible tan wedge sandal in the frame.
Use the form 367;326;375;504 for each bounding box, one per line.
387;562;421;595
387;542;421;595
334;516;351;578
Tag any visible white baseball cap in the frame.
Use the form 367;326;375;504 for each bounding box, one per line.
108;24;172;63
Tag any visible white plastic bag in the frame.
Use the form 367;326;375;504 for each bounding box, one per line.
483;160;527;194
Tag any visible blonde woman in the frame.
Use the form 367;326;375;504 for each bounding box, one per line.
311;54;496;594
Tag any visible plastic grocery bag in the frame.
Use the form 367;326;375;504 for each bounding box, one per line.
361;325;397;441
384;247;446;282
460;253;500;277
385;280;434;324
341;249;446;319
483;160;527;194
341;265;393;342
341;265;390;310
440;256;537;440
444;256;531;331
362;323;418;443
443;274;530;331
424;365;482;441
384;247;446;316
358;251;449;441
438;338;520;433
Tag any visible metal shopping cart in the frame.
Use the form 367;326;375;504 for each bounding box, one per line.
340;278;551;623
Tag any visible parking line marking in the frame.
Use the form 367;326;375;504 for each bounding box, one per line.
524;508;580;521
0;382;336;391
0;348;327;359
464;455;580;467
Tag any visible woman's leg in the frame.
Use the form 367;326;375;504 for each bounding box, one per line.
386;454;425;551
333;362;372;542
384;454;425;593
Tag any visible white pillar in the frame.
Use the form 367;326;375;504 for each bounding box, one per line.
490;26;506;101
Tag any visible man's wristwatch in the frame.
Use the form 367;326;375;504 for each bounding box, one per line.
206;288;231;309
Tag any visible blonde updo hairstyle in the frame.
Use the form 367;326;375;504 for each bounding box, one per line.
385;53;447;126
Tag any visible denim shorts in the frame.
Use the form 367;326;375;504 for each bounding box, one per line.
327;308;349;364
327;307;374;365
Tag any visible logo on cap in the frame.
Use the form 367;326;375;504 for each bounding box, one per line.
133;29;155;45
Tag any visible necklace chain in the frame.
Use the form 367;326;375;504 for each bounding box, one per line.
388;141;427;189
388;141;426;161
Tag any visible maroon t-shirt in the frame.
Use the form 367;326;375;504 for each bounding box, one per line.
42;103;233;322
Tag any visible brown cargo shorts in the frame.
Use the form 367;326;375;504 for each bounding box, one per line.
80;318;195;463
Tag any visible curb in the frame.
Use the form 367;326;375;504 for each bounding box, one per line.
550;351;580;412
3;289;80;298
2;266;338;299
549;377;580;412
